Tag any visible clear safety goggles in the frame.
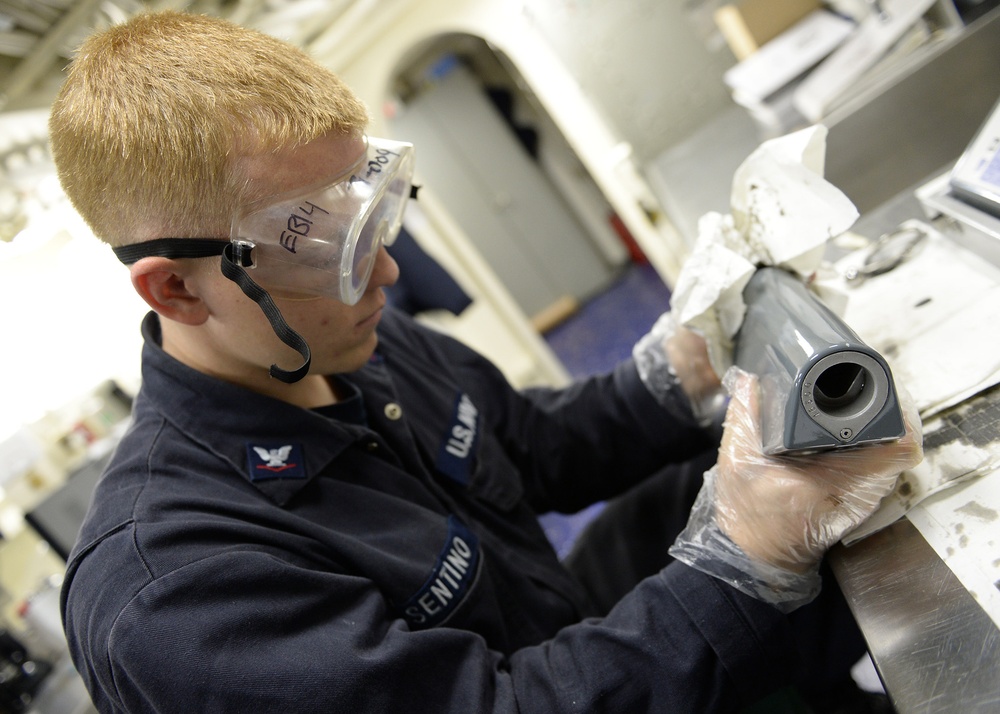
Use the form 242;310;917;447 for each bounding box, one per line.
113;135;417;383
231;136;415;304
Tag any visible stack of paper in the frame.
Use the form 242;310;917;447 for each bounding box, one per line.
793;0;941;121
723;10;855;108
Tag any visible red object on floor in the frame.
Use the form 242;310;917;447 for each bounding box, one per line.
609;212;648;264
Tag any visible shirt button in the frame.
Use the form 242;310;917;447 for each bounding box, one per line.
365;440;379;452
384;403;403;420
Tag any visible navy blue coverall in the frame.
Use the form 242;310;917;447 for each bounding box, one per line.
62;309;856;712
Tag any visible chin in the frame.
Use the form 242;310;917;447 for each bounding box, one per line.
318;333;380;375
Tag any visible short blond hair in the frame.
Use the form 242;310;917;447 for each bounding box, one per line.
49;11;370;245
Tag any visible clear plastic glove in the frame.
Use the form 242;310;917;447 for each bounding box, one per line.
669;366;923;612
633;312;727;427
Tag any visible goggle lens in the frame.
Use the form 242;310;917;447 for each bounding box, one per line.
349;171;410;298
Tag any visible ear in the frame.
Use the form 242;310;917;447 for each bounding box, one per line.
130;257;210;326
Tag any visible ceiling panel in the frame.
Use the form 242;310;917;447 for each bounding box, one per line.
0;0;364;112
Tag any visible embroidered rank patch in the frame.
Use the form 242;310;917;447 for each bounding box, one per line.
436;392;480;486
401;516;481;629
246;442;306;481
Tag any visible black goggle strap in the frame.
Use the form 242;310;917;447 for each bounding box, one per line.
112;237;311;384
220;243;311;384
112;237;231;264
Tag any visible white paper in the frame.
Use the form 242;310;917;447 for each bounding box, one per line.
671;125;859;374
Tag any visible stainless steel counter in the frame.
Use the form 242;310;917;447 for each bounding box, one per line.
829;521;1000;713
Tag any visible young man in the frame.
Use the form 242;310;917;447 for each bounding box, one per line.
49;11;921;713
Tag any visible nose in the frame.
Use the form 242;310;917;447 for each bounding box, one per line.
369;245;400;291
